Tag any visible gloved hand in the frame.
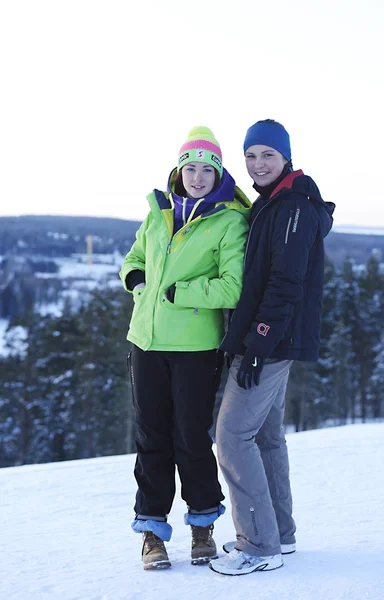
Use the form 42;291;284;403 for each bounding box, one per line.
237;349;264;390
125;270;145;291
165;284;176;303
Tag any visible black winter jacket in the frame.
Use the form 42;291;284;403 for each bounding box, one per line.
221;170;335;361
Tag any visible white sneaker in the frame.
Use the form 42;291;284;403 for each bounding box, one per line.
280;542;296;554
209;549;283;576
223;540;296;555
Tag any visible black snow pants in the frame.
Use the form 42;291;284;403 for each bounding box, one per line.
129;344;224;518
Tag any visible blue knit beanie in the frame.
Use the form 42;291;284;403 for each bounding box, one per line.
243;121;291;161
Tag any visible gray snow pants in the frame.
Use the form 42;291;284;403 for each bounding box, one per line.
216;355;296;557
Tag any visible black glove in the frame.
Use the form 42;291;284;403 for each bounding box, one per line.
237;349;264;390
165;284;176;303
125;269;145;291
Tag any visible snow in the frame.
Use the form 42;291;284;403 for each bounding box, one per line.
32;256;121;318
0;318;9;356
1;423;384;600
0;321;28;358
54;257;119;280
34;257;119;280
47;232;69;240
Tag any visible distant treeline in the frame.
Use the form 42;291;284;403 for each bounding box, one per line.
0;253;383;468
0;215;140;257
1;215;384;267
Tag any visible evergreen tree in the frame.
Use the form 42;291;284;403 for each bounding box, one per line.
358;255;384;419
286;254;337;431
72;288;133;458
335;259;362;421
0;317;46;465
0;288;134;466
325;322;356;424
369;339;384;418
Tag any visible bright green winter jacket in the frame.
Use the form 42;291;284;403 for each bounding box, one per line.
120;173;251;351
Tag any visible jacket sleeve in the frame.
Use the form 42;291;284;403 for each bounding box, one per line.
173;213;248;309
119;214;149;292
243;196;320;357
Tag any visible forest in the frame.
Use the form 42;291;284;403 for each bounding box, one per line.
1;251;383;468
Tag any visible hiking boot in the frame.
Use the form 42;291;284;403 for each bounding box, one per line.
223;540;296;555
141;531;171;570
209;548;283;576
191;524;218;565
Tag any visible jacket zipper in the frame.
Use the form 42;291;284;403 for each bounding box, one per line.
165;204;226;255
220;194;282;347
244;199;273;266
182;197;187;226
166;226;190;254
244;191;286;265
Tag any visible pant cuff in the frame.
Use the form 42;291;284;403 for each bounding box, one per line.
132;518;172;541
184;503;225;526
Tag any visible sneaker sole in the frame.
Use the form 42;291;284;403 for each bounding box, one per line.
209;555;283;576
281;544;296;555
143;559;172;570
191;554;218;565
223;541;296;555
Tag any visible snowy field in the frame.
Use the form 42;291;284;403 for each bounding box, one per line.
1;423;383;600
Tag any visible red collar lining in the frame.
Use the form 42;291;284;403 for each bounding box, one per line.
270;169;304;198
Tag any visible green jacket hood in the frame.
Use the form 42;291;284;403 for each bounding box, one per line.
167;167;252;214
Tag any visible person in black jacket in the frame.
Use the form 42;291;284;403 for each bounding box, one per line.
210;119;335;576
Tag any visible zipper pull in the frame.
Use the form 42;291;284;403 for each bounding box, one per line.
182;226;191;236
167;241;171;254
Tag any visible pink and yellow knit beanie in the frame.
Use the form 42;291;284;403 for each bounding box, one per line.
177;126;223;178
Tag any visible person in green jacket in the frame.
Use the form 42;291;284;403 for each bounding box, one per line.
120;126;250;570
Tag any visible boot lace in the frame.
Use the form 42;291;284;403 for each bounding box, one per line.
143;532;165;552
191;524;214;545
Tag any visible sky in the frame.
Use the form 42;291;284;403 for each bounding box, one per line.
1;0;384;227
1;422;384;599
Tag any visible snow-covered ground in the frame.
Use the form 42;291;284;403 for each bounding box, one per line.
1;423;383;600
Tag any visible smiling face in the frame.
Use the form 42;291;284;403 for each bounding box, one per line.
181;162;216;198
245;144;287;187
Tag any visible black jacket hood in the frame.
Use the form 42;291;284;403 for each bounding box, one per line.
275;171;335;239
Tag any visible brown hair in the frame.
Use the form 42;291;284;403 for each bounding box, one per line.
174;168;221;197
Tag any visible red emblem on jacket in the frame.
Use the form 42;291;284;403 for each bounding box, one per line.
257;323;270;337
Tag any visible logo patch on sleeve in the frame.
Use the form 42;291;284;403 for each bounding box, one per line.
292;207;301;232
257;323;270;337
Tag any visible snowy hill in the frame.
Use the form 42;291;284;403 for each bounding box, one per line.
1;423;383;600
